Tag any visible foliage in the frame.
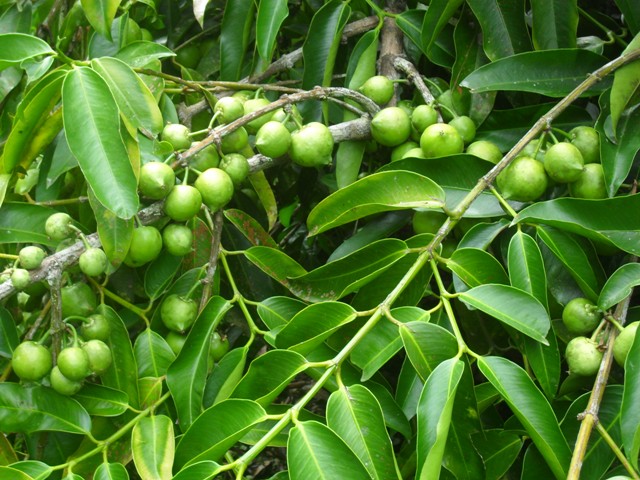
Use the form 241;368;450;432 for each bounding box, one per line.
0;1;640;479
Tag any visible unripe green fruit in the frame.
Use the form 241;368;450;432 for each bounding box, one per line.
164;184;203;222
391;141;420;162
11;268;31;291
613;321;639;367
194;168;235;211
209;331;230;362
161;294;198;332
220;127;249;153
370;107;411;147
191;144;220;171
289;122;335;167
569;125;600;164
496;156;548;202
214;97;245;124
161;123;192;151
175;44;201;69
359;75;394;105
220;153;250;186
82;339;112;375
61;283;97;318
79;247;108;277
166;331;188;355
50;366;83;395
243;98;274;134
518;139;545;162
124;226;163;267
57;346;92;381
561;297;601;335
80;314;111;341
411;105;438;134
568;163;607;199
420;123;464;158
255;121;292;158
565;336;602;376
448;116;476;144
162;223;193;256
19;246;46;270
139;161;175;200
45;212;74;241
466;140;502;164
12;341;52;381
544;142;584;183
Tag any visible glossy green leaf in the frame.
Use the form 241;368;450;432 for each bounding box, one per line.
615;0;640;34
459;219;511;249
472;430;523;480
461;50;610;97
466;0;531;60
62;66;139;218
599;263;640;311
364;381;412;439
536;226;605;302
400;321;459;382
7;460;51;478
175;399;266;468
115;41;175;68
0;305;19;357
143;253;183;301
256;0;288;62
508;231;548;310
415;358;464;480
0;466;33;479
395;357;424;420
514;195;640;255
421;0;464;59
1;69;65;174
523;330;561;399
622;331;640;469
0;33;54;71
91;57;163;135
224;208;278;248
0;204;55;246
327;385;400;479
80;0;120;40
336;140;366;190
133;329;175;378
275;302;356;354
231;349;307;405
73;384;128;417
478;356;571;479
87;187;133;267
287;238;407;302
531;0;578;49
345;29;378;90
193;0;211;28
166;296;232;429
219;0;254;80
248;170;278;231
244;246;307;289
257;296;308;330
0;383;91;434
172;461;220;480
138;377;163;410
397;10;426;55
610;35;640;134
204;347;248;406
307;171;445;235
460;284;550;344
94;462;129;480
99;305;140;409
447;248;509;288
131;415;174;480
287;420;370;479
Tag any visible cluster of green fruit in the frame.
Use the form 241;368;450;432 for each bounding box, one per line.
561;296;638;376
11;312;112;396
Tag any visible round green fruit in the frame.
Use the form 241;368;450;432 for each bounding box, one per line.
448;116;476;144
19;246;46;270
57;346;91;381
194;168;235;211
496;156;548;202
466;140;502;164
411;105;438;134
391;141;420;162
164;184;203;222
289;122;335;167
544;142;584;183
243;98;274;134
370;107;411;147
50;366;83;395
166;331;188;355
80;314;111;342
79;247;108;277
139;161;175;200
45;212;74;241
359;75;394;105
12;341;52;381
161;123;191;151
11;268;31;291
569;163;607;199
255;121;292;158
163;224;193;256
190;144;220;171
61;283;97;318
214;97;245;124
518;139;546;161
124;226;163;267
565;336;603;376
569;125;600;164
175;44;200;69
613;321;639;367
82;339;112;375
412;210;447;235
209;331;230;362
420;123;464;158
562;297;602;335
161;294;198;332
219;153;250;187
220;127;249;154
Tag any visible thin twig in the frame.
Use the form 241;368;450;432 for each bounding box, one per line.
199;210;224;312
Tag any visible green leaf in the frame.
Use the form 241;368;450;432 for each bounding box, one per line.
397;10;427;56
478;356;571;479
0;466;35;479
514;195;640;255
0;203;57;246
615;0;640;35
257;296;308;330
73;384;129;417
523;331;561;400
599;263;640;311
345;29;378;90
7;460;51;478
336;140;366;190
87;187;134;267
166;296;232;429
219;0;255;80
172;461;220;480
0;33;54;71
91;57;163;135
536;226;605;302
399;321;459;382
80;0;120;40
447;248;509;288
472;430;523;480
466;0;531;60
1;68;65;174
460;284;550;344
175;399;266;468
287;420;370;479
327;385;401;480
307;171;445;235
530;0;578;49
231;349;307;406
94;462;129;480
256;0;289;63
421;0;464;59
62;66;139;219
131;415;174;480
143;253;182;301
364;381;412;439
415;358;464;480
244;246;307;289
224;208;277;248
0;383;91;434
275;302;356;354
0;305;19;357
508;231;548;310
204;347;248;407
193;0;212;28
133;329;175;378
461;50;610;97
115;41;175;68
622;331;640;469
610;35;640;134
